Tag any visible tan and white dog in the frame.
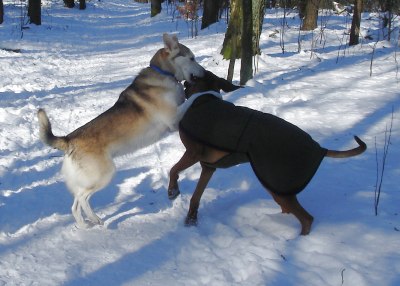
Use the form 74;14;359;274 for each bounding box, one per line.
38;34;204;228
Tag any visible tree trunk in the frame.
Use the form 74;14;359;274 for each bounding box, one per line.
384;0;394;40
387;0;392;40
227;53;236;82
201;0;221;29
151;0;162;17
222;0;265;59
252;0;266;55
301;0;320;31
28;0;41;25
241;0;253;85
221;0;242;61
222;0;265;82
79;0;86;10
298;0;306;19
349;0;363;46
225;0;240;82
63;0;75;8
0;0;4;25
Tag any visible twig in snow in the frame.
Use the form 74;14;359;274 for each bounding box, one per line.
336;13;350;64
280;3;287;54
370;41;379;77
374;107;394;216
395;33;399;80
341;268;346;285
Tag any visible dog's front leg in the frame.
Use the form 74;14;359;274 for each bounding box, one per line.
168;150;199;199
185;163;216;226
169;98;195;131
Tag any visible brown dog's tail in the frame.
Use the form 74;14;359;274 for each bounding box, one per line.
37;109;69;152
326;136;367;158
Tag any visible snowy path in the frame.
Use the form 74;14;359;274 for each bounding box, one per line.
0;1;399;285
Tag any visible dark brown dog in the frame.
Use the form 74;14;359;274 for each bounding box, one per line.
168;70;366;235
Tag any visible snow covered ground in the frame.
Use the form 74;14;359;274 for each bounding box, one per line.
0;1;399;285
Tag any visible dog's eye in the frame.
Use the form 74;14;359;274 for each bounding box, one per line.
190;57;195;61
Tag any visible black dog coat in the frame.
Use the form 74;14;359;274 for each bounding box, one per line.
179;93;327;196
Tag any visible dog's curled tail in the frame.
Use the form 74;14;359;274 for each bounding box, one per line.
326;136;367;158
37;109;69;152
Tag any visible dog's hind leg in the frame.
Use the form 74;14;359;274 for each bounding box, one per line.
65;153;114;226
268;191;290;214
79;191;103;226
185;163;216;226
71;196;89;229
271;194;314;235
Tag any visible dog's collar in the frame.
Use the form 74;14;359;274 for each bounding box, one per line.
189;90;222;100
150;64;177;79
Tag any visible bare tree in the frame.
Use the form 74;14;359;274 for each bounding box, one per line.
349;0;363;46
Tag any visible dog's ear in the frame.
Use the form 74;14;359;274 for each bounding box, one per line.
163;33;179;57
218;77;241;92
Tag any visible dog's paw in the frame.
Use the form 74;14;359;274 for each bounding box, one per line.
74;222;92;230
168;187;180;200
92;217;104;226
184;215;198;227
93;219;104;226
74;218;104;230
184;209;198;227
